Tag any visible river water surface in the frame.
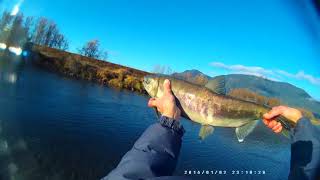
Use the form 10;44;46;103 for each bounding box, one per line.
0;57;291;180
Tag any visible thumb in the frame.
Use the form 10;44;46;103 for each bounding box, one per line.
148;98;158;108
163;79;172;95
263;106;283;120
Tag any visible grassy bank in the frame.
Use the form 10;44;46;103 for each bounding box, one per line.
28;44;150;93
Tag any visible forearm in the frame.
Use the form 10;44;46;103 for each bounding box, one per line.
103;116;185;180
289;117;320;179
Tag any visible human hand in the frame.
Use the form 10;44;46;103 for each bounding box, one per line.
148;79;181;120
263;106;302;133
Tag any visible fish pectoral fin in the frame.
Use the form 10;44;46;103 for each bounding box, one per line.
235;120;259;143
199;125;215;140
205;76;226;95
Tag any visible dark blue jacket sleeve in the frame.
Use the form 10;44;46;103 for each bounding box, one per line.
289;117;320;180
102;116;187;180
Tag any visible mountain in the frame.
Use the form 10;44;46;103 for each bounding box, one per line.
172;69;211;85
173;70;320;114
173;69;211;79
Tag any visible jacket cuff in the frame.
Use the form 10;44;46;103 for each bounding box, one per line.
159;116;185;136
290;117;312;141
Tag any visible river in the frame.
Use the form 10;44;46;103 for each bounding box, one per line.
0;56;291;180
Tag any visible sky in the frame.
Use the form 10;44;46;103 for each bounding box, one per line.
1;0;320;100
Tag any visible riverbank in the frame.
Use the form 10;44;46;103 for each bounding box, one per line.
27;44;150;93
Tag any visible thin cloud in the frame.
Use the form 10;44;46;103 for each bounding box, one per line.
211;61;320;86
211;62;274;76
296;71;320;85
276;70;320;85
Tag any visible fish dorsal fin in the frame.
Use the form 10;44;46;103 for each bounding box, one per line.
235;120;259;142
199;125;215;140
205;76;226;95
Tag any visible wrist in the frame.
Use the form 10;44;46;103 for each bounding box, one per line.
161;112;175;119
291;111;303;124
159;116;185;135
162;110;180;120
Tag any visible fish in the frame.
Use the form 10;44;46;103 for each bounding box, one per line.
143;74;295;142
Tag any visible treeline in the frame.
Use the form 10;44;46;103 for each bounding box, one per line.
0;10;111;60
0;10;68;50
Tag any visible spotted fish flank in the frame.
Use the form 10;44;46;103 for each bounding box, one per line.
143;75;295;142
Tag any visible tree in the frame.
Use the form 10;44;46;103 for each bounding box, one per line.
32;18;48;45
7;14;27;46
0;11;13;42
0;11;12;31
78;40;107;59
102;51;108;60
44;22;58;46
29;17;68;50
54;34;69;50
0;9;69;50
24;16;35;42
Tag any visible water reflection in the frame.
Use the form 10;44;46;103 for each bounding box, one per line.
0;53;24;84
0;54;27;179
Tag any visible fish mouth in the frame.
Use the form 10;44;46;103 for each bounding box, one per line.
143;75;159;97
143;75;155;86
143;76;152;93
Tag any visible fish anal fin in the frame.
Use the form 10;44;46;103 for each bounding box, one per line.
235;120;259;143
199;125;215;140
205;76;226;95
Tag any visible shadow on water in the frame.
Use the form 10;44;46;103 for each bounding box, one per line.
0;55;292;180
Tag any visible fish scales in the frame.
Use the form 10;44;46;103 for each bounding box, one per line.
145;76;269;128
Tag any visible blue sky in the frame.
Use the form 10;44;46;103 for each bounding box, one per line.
1;0;320;99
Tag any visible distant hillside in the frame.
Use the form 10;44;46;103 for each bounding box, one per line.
172;69;210;85
218;74;320;114
173;70;320;114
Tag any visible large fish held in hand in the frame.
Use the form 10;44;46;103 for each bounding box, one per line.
143;75;295;142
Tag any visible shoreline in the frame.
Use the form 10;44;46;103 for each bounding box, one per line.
26;44;150;94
